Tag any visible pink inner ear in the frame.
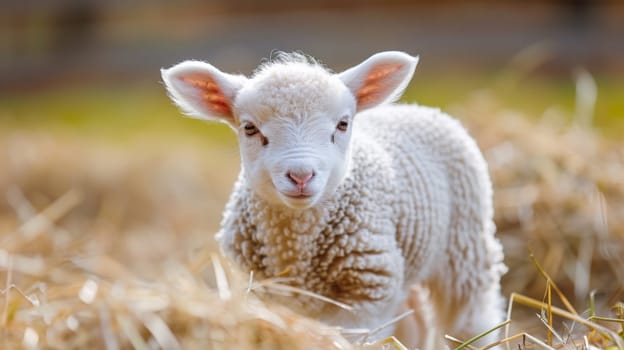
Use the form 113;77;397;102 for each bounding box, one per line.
356;63;403;109
179;75;232;116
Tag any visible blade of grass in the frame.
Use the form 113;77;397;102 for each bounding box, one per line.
589;290;597;318
444;334;478;350
2;259;12;328
259;283;353;311
135;310;181;350
529;250;577;315
116;313;149;350
451;319;511;350
17;188;83;240
210;254;231;301
99;304;119;350
613;302;624;335
547;280;553;345
504;292;514;350
536;311;564;345
589;316;624;324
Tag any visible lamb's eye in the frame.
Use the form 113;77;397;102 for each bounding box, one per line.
243;123;259;136
337;119;349;132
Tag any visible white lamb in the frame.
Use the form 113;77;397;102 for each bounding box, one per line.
161;51;507;348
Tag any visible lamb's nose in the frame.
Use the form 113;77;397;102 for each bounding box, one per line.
286;171;314;189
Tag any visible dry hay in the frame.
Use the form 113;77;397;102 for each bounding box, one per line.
1;92;624;348
458;90;624;302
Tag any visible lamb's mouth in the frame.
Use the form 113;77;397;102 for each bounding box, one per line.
280;192;317;209
279;191;318;208
272;181;318;207
282;192;313;199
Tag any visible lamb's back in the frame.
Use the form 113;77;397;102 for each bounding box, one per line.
353;104;491;282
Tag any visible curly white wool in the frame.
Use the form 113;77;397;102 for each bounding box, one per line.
162;52;506;348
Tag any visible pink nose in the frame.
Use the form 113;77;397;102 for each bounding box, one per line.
287;171;314;188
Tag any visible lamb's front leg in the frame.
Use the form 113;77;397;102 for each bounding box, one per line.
320;235;406;340
397;284;439;349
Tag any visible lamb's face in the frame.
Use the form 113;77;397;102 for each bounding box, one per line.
233;66;356;209
162;51;418;210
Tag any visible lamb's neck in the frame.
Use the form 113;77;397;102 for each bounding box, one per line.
248;193;332;280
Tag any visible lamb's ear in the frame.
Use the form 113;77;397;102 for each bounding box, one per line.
161;61;248;126
338;51;418;112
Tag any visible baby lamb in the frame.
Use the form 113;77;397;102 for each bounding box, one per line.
162;51;506;348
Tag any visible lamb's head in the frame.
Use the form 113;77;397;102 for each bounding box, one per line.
162;51;418;209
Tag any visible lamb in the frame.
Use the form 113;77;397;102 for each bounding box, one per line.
161;51;507;348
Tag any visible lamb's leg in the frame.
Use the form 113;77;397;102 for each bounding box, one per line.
429;221;507;347
396;285;446;350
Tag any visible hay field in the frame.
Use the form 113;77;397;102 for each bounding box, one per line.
1;72;623;349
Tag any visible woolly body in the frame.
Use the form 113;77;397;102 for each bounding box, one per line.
218;105;506;341
162;52;506;347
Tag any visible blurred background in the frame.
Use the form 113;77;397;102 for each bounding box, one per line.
1;0;623;141
2;0;624;82
1;0;624;347
2;0;624;130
